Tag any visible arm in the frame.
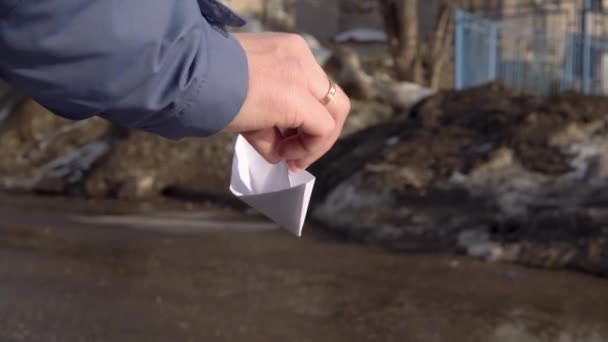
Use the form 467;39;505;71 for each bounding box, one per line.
0;0;248;139
0;0;351;170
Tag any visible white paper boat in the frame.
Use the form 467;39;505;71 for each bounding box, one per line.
229;135;316;236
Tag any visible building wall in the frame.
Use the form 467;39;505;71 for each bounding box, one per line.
222;0;445;42
222;0;608;40
297;0;340;41
221;0;264;16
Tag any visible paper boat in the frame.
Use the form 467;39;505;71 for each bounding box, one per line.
229;135;316;236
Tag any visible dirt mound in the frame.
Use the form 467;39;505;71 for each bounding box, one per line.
4;83;608;275
312;83;608;276
0;100;235;200
0;90;393;201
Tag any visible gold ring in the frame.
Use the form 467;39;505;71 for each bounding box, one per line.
320;79;337;106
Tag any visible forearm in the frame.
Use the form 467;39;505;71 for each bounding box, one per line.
0;0;248;139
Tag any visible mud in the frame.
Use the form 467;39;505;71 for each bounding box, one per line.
312;83;608;276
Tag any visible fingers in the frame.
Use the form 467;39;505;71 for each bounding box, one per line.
232;32;351;169
278;45;351;170
278;84;350;171
242;128;283;164
323;82;351;131
307;70;350;131
277;95;335;159
245;92;337;168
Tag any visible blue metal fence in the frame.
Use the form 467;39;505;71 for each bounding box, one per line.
455;9;608;95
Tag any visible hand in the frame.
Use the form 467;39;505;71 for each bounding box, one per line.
225;32;350;171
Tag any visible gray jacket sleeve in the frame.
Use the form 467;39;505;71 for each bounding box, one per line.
0;0;249;139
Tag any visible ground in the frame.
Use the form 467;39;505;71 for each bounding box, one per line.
1;194;608;342
311;83;608;276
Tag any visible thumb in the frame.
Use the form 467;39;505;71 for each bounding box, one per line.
278;96;336;161
242;128;284;164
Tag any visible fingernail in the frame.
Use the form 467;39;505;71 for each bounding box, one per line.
288;161;301;173
273;151;285;163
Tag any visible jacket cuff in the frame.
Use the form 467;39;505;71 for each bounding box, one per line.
179;28;248;137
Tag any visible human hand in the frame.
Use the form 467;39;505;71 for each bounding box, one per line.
225;32;350;171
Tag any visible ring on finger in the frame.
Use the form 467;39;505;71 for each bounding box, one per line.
320;79;337;106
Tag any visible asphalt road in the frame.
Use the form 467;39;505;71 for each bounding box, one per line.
1;195;607;342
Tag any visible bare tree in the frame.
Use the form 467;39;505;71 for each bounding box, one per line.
427;1;456;88
380;0;482;88
380;0;420;82
263;0;296;31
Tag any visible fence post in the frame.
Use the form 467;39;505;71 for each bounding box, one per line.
582;5;592;93
488;21;498;82
455;10;465;89
562;35;574;92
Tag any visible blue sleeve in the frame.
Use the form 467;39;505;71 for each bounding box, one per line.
0;0;249;139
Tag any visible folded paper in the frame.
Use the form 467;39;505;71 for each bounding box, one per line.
229;135;316;236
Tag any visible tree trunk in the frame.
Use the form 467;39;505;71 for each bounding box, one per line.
427;1;455;88
463;0;485;13
380;0;419;81
379;0;477;87
263;0;296;31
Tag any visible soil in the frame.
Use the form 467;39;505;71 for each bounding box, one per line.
4;83;608;275
311;83;608;276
